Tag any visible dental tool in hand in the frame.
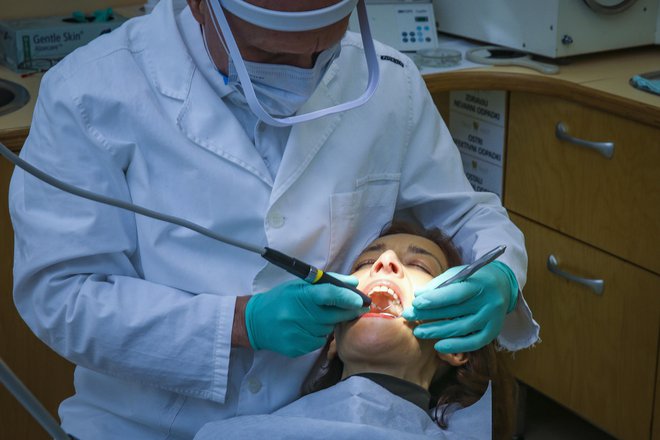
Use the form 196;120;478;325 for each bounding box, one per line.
437;245;507;288
260;248;371;306
0;142;372;307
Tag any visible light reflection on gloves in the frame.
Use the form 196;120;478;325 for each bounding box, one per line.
402;261;519;353
245;273;367;357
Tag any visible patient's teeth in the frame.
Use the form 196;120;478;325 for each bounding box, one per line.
367;285;402;305
366;284;403;318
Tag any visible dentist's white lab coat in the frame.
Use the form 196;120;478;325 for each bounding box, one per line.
9;0;538;438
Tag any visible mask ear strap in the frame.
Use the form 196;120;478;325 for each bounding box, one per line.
199;23;231;84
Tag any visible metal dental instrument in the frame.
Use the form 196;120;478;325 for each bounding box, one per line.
437;245;507;288
0;142;371;307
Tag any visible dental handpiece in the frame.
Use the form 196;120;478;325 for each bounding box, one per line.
0;141;372;307
261;248;372;306
437;245;507;288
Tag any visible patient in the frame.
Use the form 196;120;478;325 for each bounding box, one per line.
303;222;515;438
194;222;515;440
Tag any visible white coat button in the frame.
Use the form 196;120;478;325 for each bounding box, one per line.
247;378;262;393
268;212;285;229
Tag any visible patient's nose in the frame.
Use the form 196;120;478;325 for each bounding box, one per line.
371;251;404;277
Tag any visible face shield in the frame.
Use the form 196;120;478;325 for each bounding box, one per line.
206;0;380;127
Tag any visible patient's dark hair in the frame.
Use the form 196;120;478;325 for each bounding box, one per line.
301;221;516;439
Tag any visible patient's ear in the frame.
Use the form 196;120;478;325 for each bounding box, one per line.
437;352;468;366
327;337;338;360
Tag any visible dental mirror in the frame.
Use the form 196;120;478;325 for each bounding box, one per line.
466;46;559;75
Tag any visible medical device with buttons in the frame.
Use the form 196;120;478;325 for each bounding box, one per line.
433;0;659;58
349;0;439;52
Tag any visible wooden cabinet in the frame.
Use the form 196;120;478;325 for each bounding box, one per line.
655;363;660;440
507;214;659;439
501;92;660;439
505;92;660;274
428;53;660;436
0;135;75;440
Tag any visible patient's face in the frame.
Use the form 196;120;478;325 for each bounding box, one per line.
334;233;449;366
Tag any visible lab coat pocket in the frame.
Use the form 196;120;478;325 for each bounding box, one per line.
328;174;401;271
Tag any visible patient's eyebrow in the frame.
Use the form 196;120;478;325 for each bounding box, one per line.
361;243;385;254
408;245;446;272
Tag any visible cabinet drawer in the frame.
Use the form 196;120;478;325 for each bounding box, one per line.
507;213;660;440
505;92;660;274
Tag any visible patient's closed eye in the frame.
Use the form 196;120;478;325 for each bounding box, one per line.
353;257;433;276
353;259;376;271
405;260;433;275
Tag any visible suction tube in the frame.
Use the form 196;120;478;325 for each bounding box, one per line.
0;142;371;306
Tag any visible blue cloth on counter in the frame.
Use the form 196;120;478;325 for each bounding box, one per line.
630;75;660;96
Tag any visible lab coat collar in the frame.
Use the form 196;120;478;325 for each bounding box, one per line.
143;0;274;185
268;57;344;202
268;38;353;202
139;0;195;101
177;73;275;186
175;3;341;194
142;0;350;193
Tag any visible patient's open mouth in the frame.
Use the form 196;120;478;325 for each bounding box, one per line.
366;283;403;318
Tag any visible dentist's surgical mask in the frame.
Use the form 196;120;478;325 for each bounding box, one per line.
205;0;380;127
222;39;341;117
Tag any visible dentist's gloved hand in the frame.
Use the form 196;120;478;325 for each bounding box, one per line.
402;261;519;353
245;273;367;357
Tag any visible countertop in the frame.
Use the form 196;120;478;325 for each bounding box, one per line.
1;33;659;146
423;45;660;127
0;4;145;150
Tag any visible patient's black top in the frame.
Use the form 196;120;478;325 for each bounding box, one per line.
351;372;431;411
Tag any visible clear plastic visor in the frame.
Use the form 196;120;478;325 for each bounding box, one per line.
207;0;381;127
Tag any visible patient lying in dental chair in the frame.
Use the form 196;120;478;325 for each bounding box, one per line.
194;222;515;440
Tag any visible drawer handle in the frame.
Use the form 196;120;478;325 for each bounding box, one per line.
547;254;604;295
555;122;615;159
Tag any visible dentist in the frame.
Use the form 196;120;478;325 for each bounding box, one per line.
9;0;538;438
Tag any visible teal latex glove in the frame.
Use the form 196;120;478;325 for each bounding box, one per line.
402;261;519;353
245;273;368;357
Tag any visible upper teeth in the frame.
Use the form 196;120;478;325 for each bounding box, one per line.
368;285;399;302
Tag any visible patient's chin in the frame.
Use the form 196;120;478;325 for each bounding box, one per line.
342;333;399;360
340;318;414;356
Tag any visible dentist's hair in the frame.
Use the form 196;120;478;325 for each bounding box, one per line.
301;220;515;439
